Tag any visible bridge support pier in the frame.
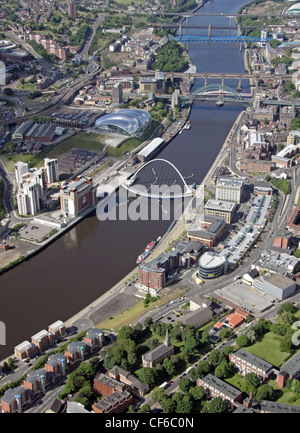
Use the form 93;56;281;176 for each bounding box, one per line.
179;23;182;37
221;75;225;87
239;42;242;52
236;76;242;92
208;24;212;38
204;74;208;87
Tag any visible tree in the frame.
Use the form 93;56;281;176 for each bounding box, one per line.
271;323;288;336
238;327;256;344
138;404;150;413
161;397;176;413
163;358;176;376
279;311;295;327
137;367;159;386
209;396;227;413
208;349;224;366
117;325;134;340
278;302;296;315
189;385;204;401
175;394;193;413
214;362;232;379
184;335;198;354
179;377;192;393
244;372;260;395
236;335;250;348
151;387;166;403
255;384;275;402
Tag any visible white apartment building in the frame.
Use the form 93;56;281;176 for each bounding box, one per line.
216;177;245;204
15;161;28;186
44;158;59;184
17;181;40;215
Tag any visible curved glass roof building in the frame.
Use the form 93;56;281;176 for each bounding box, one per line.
286;3;300;14
95;109;151;138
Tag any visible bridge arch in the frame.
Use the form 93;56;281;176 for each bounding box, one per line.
122;158;193;199
180;83;249;106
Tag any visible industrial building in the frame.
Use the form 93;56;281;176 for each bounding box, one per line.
253;273;296;300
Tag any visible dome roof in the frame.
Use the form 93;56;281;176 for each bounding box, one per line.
286;3;300;13
95;109;151;138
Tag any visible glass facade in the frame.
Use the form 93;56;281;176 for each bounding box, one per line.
95;109;151;138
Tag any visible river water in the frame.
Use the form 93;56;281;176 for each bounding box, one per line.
0;0;250;360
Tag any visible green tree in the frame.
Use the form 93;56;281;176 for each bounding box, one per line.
161;397;176;413
176;394;193;413
236;335;250;348
244;372;260;395
209;396;227;413
151;386;166;403
214;362;232;379
138;404;150;413
189;385;204;401
137;367;159;386
255;384;275;403
179;377;192;393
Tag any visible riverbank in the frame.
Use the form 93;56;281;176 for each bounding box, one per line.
64;106;246;332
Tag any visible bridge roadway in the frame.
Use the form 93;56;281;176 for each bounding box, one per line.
141;70;292;84
160;24;256;30
127;11;282;18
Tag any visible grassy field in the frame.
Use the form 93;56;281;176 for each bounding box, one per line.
2;132;106;172
96;286;188;331
244;332;292;368
105;120;160;158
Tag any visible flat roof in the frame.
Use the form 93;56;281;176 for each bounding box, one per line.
205;199;236;212
265;273;295;289
137;137;164;158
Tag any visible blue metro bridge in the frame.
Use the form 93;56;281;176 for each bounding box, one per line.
169;35;272;44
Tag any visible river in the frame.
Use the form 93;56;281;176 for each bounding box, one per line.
0;0;250;360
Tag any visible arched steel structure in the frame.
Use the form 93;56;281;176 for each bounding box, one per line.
122;158;193;199
180;84;250;107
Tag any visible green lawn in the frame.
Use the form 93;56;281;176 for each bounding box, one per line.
106;120;160;158
245;332;292;368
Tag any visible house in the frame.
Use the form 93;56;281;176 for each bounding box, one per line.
1;386;32;413
31;330;53;352
14;340;36;360
64;341;89;365
23;368;53;396
83;328;104;351
45;353;67;379
48;320;66;342
224;313;245;329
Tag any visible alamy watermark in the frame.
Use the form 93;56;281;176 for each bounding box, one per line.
95;181;205;225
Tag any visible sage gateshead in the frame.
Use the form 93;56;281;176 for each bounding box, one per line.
95;108;151;138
